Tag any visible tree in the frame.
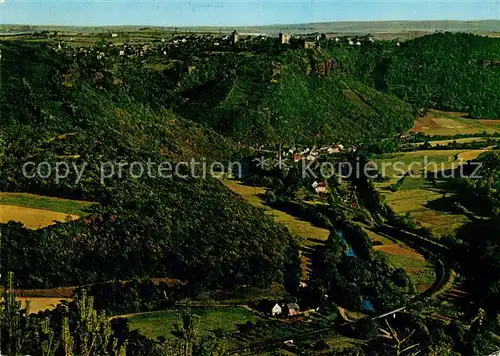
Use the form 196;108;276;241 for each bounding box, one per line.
385;320;421;356
173;308;201;356
0;272;36;355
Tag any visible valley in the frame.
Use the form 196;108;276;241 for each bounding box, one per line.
1;26;500;356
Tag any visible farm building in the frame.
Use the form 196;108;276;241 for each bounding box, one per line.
271;303;282;316
326;145;341;154
284;303;300;316
315;182;328;194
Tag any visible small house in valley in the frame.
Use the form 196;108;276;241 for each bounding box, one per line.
284;303;300;316
315;182;328;194
271;303;282;316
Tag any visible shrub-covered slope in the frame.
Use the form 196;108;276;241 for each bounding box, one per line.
175;50;416;144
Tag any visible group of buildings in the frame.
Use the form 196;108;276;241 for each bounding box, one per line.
263;301;301;317
280;143;357;163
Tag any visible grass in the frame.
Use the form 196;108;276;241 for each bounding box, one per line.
412;110;500;136
373;150;482;181
0;192;94;216
126;307;260;341
222;180;330;245
380;253;436;287
428;137;489;146
373;147;485;236
376;177;470;236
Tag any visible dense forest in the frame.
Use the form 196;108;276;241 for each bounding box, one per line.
0;42;301;293
382;33;500;117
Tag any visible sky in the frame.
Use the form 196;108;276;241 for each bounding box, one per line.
0;0;499;27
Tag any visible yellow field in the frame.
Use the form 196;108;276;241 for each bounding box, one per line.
0;204;80;229
18;297;70;313
374;147;486;236
426;137;488;146
456;149;489;161
0;296;70;313
412;110;500;136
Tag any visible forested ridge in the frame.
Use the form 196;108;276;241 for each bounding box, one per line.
382;33;500;117
0;42;301;292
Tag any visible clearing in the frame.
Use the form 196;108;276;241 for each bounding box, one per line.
17;297;71;313
376;176;470;236
374;149;487;182
360;223;431;291
222;180;330;245
373;149;483;236
222;179;330;281
126;307;260;341
381;253;436;292
411;110;500;136
0;205;80;229
0;193;94;229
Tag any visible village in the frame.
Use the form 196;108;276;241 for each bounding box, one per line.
47;28;384;61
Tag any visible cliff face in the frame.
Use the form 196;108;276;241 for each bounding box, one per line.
314;58;337;77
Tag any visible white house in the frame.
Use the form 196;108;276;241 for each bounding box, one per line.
271;303;282;316
111;33;118;38
349;40;354;45
356;41;362;46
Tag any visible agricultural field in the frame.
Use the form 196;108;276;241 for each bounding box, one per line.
17;297;71;313
222;180;330;245
126;307;260;342
411;110;500;136
402;137;490;148
427;137;488;146
0;193;94;229
373;150;485;182
224;179;436;292
360;223;432;291
377;176;470;236
380;253;436;292
374;112;495;237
